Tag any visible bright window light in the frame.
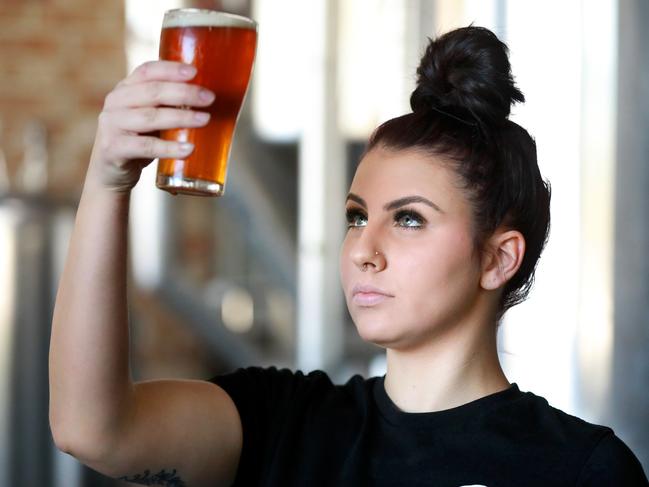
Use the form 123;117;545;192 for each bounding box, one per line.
496;1;583;413
251;0;312;142
252;0;412;141
337;0;410;138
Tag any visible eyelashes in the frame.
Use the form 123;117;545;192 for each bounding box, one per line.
395;210;425;229
345;208;366;228
345;207;426;230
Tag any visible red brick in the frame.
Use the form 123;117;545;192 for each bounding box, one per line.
0;3;44;20
47;11;125;40
47;0;124;16
0;37;58;56
0;0;126;195
0;94;51;112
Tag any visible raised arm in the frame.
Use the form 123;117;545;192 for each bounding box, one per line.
48;61;242;486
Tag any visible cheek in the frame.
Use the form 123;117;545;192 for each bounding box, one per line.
394;230;477;301
339;237;352;285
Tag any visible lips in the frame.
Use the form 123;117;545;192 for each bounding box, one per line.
351;284;394;307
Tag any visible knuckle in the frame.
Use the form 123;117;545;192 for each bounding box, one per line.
141;107;158;124
115;157;130;169
140;137;156;158
136;61;153;78
103;91;115;109
97;133;115;156
97;110;110;126
148;82;163;104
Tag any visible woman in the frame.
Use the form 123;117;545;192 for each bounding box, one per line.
49;26;647;486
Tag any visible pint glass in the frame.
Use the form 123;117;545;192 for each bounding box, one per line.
156;9;257;197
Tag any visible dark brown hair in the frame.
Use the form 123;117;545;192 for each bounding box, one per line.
366;26;551;318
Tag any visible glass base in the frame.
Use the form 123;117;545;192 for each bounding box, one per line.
156;174;224;197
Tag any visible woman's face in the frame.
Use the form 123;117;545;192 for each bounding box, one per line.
339;146;485;351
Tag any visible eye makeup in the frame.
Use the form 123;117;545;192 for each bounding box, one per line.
345;206;427;230
393;209;425;229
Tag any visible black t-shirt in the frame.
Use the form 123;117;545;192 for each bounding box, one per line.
209;366;648;486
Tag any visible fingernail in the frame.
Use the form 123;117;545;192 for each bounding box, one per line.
194;112;210;123
179;142;194;152
199;89;215;102
180;65;196;77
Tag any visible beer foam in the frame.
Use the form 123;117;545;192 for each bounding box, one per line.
163;9;257;30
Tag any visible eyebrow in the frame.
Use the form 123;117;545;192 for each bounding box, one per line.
345;192;444;213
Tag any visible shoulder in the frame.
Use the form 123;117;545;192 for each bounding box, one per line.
208;365;330;401
499;387;611;445
498;387;647;485
208;365;373;406
576;430;648;486
206;365;375;447
210;364;332;382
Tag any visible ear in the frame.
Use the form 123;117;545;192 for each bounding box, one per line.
480;229;526;291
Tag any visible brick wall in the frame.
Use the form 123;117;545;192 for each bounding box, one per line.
0;0;126;197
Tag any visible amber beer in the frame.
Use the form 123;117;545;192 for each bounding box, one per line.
156;9;257;196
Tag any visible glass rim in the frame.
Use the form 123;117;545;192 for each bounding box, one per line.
163;8;257;30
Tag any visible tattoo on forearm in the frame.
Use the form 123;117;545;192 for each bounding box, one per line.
117;468;186;486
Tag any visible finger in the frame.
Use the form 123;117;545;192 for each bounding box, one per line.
106;107;211;132
105;81;215;110
119;60;197;87
112;135;195;161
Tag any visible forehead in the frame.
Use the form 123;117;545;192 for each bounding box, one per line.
350;147;467;211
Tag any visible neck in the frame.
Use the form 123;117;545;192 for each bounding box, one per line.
383;312;509;413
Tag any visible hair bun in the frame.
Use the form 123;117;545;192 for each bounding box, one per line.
410;25;524;129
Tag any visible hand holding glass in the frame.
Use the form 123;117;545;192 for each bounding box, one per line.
156;8;258;197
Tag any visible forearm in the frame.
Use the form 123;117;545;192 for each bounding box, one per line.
49;177;135;457
48;60;211;460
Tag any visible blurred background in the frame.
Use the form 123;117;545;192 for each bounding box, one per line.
0;0;647;485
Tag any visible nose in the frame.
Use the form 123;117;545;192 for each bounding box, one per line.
348;227;386;273
357;250;386;272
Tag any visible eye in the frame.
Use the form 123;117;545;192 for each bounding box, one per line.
345;207;367;228
394;209;425;229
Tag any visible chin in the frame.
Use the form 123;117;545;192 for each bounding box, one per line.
353;316;401;348
354;312;447;352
